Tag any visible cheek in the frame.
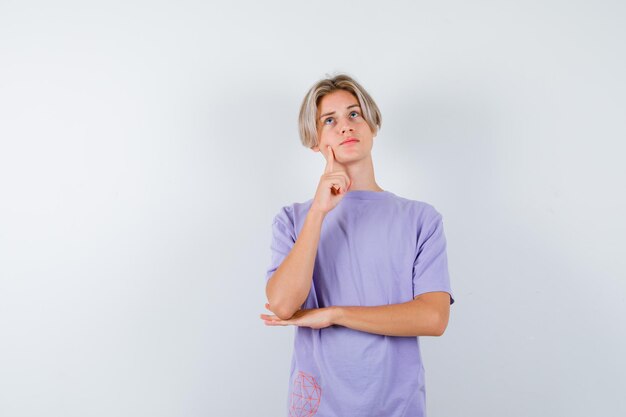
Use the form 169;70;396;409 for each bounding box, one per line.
358;121;373;134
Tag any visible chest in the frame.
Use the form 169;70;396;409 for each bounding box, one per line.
311;206;417;306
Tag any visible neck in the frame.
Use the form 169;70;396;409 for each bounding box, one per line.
341;154;382;192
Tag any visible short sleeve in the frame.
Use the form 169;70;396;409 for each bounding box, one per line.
412;212;455;305
264;207;296;283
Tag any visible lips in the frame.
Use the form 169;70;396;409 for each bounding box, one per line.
340;137;359;145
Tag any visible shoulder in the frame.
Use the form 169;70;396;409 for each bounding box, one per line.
271;199;313;228
387;192;443;223
271;204;294;227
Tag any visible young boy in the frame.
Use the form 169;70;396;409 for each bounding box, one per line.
260;73;455;417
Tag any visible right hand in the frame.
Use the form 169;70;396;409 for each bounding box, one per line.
310;145;352;214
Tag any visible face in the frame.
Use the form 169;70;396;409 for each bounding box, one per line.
311;89;376;164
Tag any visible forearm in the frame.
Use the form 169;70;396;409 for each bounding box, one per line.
331;299;443;337
266;209;326;319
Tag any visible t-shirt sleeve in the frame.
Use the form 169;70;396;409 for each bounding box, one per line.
264;207;296;283
412;211;455;305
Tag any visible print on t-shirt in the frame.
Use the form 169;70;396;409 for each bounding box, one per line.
289;370;322;417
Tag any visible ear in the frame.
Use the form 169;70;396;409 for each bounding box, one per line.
311;144;320;152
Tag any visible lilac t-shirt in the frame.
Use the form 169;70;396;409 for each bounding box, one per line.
265;189;455;417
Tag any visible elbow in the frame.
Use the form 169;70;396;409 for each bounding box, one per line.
265;275;304;320
433;325;446;337
270;303;297;320
265;292;298;320
266;292;296;320
275;308;296;321
433;314;449;337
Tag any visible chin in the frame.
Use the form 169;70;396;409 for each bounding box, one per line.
340;153;369;164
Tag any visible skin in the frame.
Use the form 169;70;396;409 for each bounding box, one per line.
259;89;451;336
310;89;383;192
260;291;450;337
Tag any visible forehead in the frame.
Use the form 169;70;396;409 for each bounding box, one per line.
318;90;359;112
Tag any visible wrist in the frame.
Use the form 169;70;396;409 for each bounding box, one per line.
329;306;344;325
307;208;327;222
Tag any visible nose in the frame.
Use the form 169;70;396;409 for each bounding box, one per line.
340;123;354;135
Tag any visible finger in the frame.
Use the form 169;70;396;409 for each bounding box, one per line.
264;320;288;326
335;173;350;191
324;145;334;174
329;146;337;171
328;175;348;193
261;314;287;326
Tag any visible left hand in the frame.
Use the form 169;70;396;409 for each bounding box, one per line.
260;303;337;329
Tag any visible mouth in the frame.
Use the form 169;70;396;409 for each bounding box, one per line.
340;137;360;146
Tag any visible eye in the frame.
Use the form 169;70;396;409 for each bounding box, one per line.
350;111;360;118
323;117;334;125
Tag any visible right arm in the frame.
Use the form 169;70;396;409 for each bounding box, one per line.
265;145;351;320
265;208;326;320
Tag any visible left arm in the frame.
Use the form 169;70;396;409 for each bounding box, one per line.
261;291;451;337
332;291;451;337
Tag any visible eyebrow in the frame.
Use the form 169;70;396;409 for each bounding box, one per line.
319;104;361;120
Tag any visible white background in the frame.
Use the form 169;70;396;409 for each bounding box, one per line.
1;1;625;416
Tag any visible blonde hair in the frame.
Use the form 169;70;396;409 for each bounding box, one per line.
298;73;382;149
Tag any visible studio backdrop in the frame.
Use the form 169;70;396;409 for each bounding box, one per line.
0;1;624;416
